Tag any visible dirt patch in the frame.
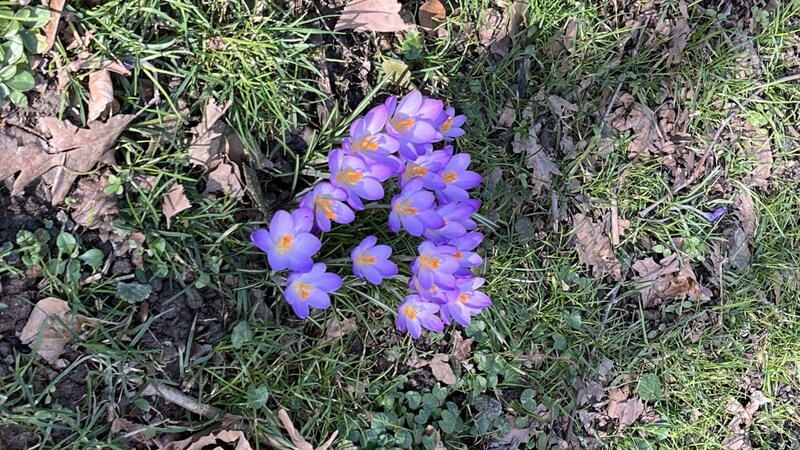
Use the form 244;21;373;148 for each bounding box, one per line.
0;424;39;450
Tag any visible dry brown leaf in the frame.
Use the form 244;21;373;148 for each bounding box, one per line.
744;127;772;188
728;227;752;271
203;161;244;198
573;214;622;281
382;58;413;88
40;115;136;204
44;0;66;53
429;354;457;385
188;99;232;167
319;316;357;345
419;0;446;30
607;395;644;429
87;70;115;122
278;409;338;450
668;19;691;65
162;430;253;450
498;101;515;127
19;297;95;363
632;254;708;307
163;183;191;227
0;125;64;196
71;171;118;231
610;93;656;157
734;192;757;236
547;95;579;118
451;333;473;365
512;125;560;196
335;0;410;33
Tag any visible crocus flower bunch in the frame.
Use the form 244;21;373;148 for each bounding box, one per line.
251;91;491;338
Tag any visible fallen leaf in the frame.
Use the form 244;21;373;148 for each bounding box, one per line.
728;227;752;271
278;409;338;450
668;19;691;65
44;0;66;53
70;171;118;231
335;0;410;33
163;182;191;227
734;191;757;236
573;214;622;281
319;316;356;345
547;95;579;118
607;395;644;428
743;127;772;188
477;8;504;47
631;254;708;307
0;125;64;196
598;357;614;378
381;57;412;88
512;124;560;195
610;93;656;158
87;70;115;121
40;115;136;204
188;99;232;168
203;161;244;198
451;333;474;365
19;297;95;363
419;0;446;30
498;101;515;127
162;430;253;450
429;354;457;385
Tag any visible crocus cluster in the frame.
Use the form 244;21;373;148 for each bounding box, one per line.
251;91;491;338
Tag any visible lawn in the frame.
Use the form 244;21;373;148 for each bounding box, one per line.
1;0;800;449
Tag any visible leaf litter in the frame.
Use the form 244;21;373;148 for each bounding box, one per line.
335;0;411;33
631;254;710;308
163;182;192;228
19;297;96;364
189;99;246;199
572;214;622;281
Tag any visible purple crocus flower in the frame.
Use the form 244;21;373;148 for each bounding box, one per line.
411;240;460;290
439;277;492;327
251;209;321;272
423;199;480;244
285;263;343;319
385;91;444;158
388;178;444;236
299;182;356;232
437;153;482;203
400;147;451;190
351;235;398;285
329;149;393;210
437;107;466;140
344;104;403;172
449;231;484;276
409;276;448;302
701;207;727;222
396;294;444;339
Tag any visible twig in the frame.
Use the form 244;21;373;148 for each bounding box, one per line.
141;381;224;419
602;82;624;126
638;72;800;218
596;282;624;339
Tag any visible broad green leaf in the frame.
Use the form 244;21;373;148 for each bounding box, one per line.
564;311;582;330
117;282;152;303
0;82;8;99
56;232;77;256
18;29;37;53
520;388;537;412
26;6;52;29
439;409;458;433
78;249;104;270
551;332;567;351
0;64;16;80
7;88;26;106
246;385;268;409
3;35;24;64
637;373;663;401
405;391;422;410
231;320;252;349
7;69;34;92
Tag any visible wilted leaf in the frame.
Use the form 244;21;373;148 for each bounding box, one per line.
512;125;560;196
19;297;95;363
335;0;410;33
547;95;578;118
728;227;752;271
631;254;708;307
162;430;253;450
44;0;66;53
278;409;338;450
203;161;243;198
573;214;622;281
163;182;192;227
40;115;136;204
188;99;231;168
419;0;446;30
382;57;412;88
0;125;64;196
87;70;115;121
610;93;655;157
743;127;772;188
668;19;691;65
71;171;118;231
319;316;356;345
429;354;457;385
451;333;473;364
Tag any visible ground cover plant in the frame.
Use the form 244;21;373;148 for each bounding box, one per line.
1;0;799;449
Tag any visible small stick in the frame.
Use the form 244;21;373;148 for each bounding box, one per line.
141;381;224;419
638;72;800;218
602;82;624;126
610;200;620;246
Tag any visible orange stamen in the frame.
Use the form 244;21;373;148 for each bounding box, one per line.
278;234;293;253
393;118;415;133
443;171;457;184
404;165;428;181
454;251;463;260
420;255;440;270
356;252;377;266
296;282;314;300
337;170;363;186
396;200;418;216
356;135;379;151
316;197;337;219
403;305;418;320
441;117;453;132
458;294;468;303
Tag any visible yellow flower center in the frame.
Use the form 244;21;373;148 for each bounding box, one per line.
419;254;440;270
356;252;377;266
277;234;293;253
404;165;428;181
316;197;337;219
443;171;457;184
454;251;463;260
403;304;418;320
396;200;418;216
393;117;415;133
336;170;363;186
458;294;468;303
355;135;379;151
441;117;453;132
